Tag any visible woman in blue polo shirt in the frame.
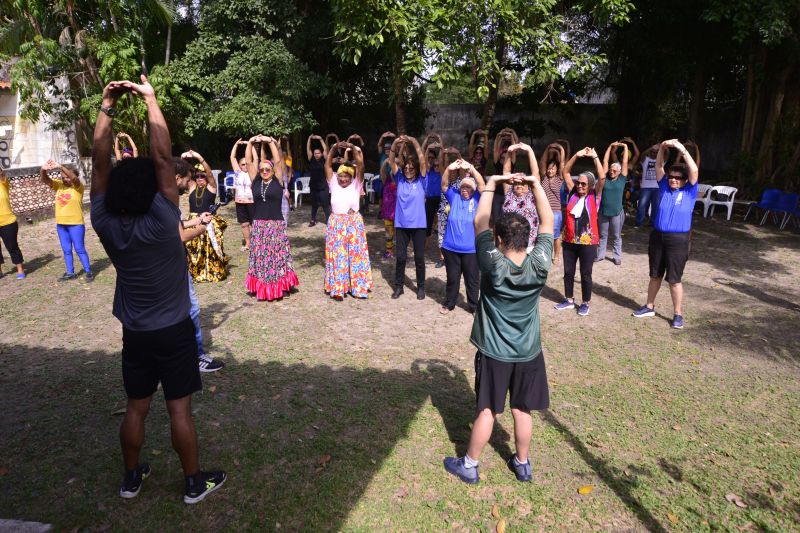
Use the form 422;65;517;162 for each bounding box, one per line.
439;161;485;315
390;135;429;300
632;139;699;329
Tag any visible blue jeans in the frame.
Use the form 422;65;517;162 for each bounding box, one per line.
598;212;625;261
187;273;205;357
552;210;563;238
56;224;91;274
636;188;661;226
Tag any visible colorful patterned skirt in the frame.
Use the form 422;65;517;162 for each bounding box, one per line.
246;219;300;301
324;213;373;298
185;213;229;283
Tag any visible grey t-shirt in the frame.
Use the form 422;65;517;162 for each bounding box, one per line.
91;192;190;331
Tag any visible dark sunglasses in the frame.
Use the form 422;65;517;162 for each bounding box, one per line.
668;175;685;180
576;182;589;187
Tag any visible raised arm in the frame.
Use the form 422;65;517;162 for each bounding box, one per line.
245;137;259;180
465;160;485;192
620;142;629;176
58;162;82;186
325;133;340;148
123;133;138;157
347;134;364;149
475;175;504;234
40;160;57;187
602;143;614;176
527;173;553;235
655;142;667;182
324;141;338;182
352;144;365;183
663;139;699;184
230;138;244;172
678;140;701;168
555;139;571;159
589;148;606;196
91;81;127;197
511;142;538;178
377;131;395;154
389;137;403;176
623;137;640;169
562;149;583;191
266;137;284;181
114;134;122;160
186;150;215;193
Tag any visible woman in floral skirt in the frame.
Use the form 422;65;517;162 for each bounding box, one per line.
244;135;299;301
323;142;373;299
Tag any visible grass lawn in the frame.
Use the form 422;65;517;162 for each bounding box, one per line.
1;201;798;532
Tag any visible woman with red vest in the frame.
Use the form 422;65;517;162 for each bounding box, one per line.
554;147;605;316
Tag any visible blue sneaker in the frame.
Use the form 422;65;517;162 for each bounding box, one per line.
16;272;26;280
632;305;655;318
554;299;575;311
443;456;479;484
578;303;590;316
671;315;684;329
507;456;532;482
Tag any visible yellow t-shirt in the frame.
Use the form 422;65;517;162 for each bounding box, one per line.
49;179;85;225
0;179;16;227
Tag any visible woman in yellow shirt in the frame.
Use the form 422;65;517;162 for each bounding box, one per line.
0;167;27;279
40;160;94;281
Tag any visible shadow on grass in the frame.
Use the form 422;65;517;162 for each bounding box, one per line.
0;344;511;531
19;252;57;274
542;411;668;533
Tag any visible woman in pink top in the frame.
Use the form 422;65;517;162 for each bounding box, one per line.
323;142;373;299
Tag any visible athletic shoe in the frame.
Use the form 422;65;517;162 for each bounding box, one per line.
391;286;404;299
57;272;78;282
308;221;316;227
443;457;479;484
593;257;604;263
506;456;532;482
85;271;95;282
16;272;26;279
671;315;684;329
119;463;152;499
435;260;445;268
554;299;575;311
578;303;590;316
417;287;426;300
613;258;621;266
198;353;224;373
184;471;227;504
632;305;655;318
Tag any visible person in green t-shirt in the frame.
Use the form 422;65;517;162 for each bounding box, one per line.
443;171;554;485
597;141;629;265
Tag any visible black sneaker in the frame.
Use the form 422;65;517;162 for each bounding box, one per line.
119;463;152;499
391;286;404;299
417;287;425;300
57;272;78;282
434;259;445;268
184;471;227;504
85;271;95;282
198;353;224;373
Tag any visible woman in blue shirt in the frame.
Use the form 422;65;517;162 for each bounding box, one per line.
440;160;485;315
389;135;429;300
632;139;699;329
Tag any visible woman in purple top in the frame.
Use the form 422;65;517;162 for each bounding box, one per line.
389;134;429;300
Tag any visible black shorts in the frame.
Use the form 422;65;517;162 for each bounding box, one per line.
474;351;550;414
425;197;441;236
648;230;690;284
121;317;202;401
235;202;254;224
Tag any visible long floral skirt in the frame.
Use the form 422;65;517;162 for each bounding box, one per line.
324;213;373;298
185;213;229;283
246;219;300;301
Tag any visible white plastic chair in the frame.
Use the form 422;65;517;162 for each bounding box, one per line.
694;183;713;217
363;174;376;203
707;185;738;220
294;176;310;206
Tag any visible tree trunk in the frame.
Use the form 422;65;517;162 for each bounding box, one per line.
687;65;706;139
165;24;172;65
759;60;792;183
392;62;407;134
481;31;506;129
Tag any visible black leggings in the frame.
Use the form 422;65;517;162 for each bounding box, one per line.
395;227;426;288
443;249;479;311
310;189;331;223
0;221;24;265
562;242;595;302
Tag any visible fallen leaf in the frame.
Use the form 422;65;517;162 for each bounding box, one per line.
238;395;247;401
83;360;97;365
272;394;281;400
317;454;332;466
667;513;679;524
111;408;126;416
234;459;240;467
491;504;500;519
151;449;162;456
67;477;77;484
208;385;217;393
672;425;682;431
496;518;506;533
578;485;593;495
725;493;747;508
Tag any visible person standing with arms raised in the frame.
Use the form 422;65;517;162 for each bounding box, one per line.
90;76;225;504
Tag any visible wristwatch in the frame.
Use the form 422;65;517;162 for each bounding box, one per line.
100;106;117;117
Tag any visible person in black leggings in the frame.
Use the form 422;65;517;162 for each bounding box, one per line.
0;167;26;279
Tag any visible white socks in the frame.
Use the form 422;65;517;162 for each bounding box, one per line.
464;455;478;468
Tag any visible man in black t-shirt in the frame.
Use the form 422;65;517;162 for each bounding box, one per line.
90;76;226;505
306;134;331;226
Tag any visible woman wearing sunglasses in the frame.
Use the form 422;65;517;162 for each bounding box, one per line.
244;135;299;301
555;147;606;316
